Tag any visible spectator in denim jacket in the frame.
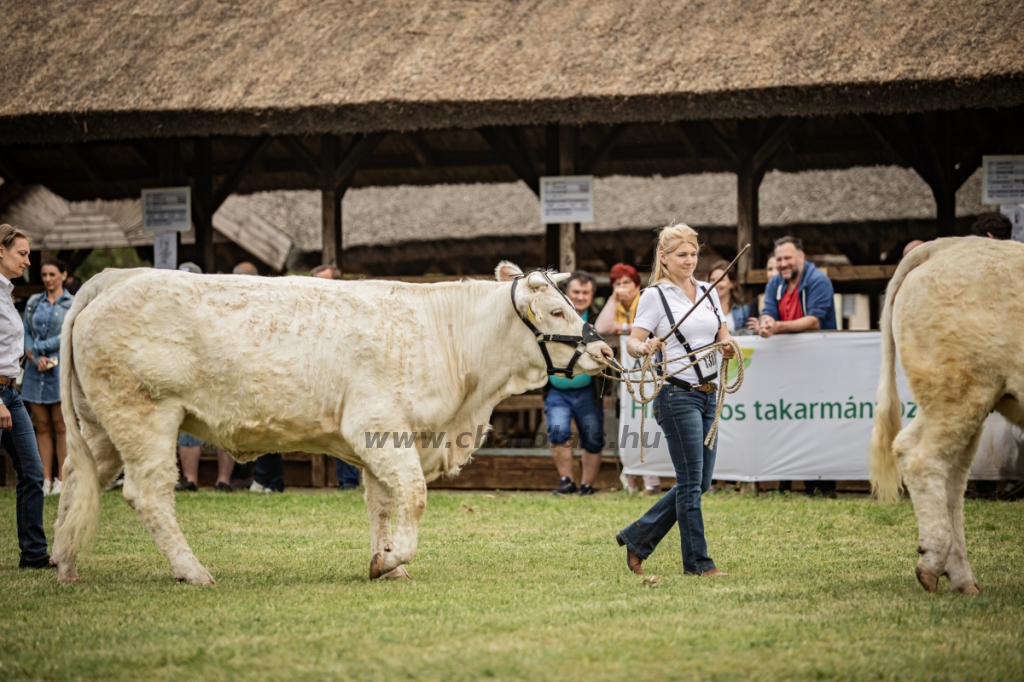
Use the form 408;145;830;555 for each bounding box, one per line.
22;257;74;496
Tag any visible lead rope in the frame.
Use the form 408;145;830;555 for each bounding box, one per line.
612;338;745;463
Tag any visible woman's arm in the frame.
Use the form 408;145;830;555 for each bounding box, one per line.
594;295;621;335
716;323;736;359
624;326;662;359
22;305;34;359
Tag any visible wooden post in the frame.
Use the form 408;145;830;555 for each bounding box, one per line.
193;138;215;274
935;111;956;238
558;124;577;273
736;120;762;284
320;135;341;268
545;125;560;269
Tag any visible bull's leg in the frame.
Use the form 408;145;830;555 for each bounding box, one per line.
105;409;215;586
362;447;427;580
363;469;410;580
943;427;982;594
899;416;980;593
52;424;123;583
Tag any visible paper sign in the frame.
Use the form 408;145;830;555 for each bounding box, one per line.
982;156;1024;204
143;187;192;232
540;176;593;223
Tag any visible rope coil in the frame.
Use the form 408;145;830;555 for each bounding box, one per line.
605;339;745;463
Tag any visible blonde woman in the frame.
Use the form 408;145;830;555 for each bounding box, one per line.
615;224;734;578
0;225;52;568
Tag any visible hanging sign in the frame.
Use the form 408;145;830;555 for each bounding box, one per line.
982;156;1024;204
540;176;593;223
142;187;192;232
153;232;177;269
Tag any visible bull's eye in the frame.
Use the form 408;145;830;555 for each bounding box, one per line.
551;309;564;318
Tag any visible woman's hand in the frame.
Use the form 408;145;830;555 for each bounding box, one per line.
24;349;35;364
720;343;737;360
36;357;52;372
745;316;759;330
0;403;11;430
633;338;664;357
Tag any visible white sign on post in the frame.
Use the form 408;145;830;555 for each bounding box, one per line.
153;232;177;269
540;176;593;223
143;187;192;232
982;156;1024;204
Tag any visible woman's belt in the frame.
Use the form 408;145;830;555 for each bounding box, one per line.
0;376;17;386
665;376;718;393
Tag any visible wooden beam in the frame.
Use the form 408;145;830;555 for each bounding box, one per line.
688;121;738;168
193;137;215;273
207;136;272;214
558;124;576;273
753;118;804;174
736;120;762;283
0;147;22;184
580;124;629;173
280;136;321;180
331;132;386;190
62;144;101;184
407;133;436;168
320;134;342;268
479;126;539;195
745;264;898;285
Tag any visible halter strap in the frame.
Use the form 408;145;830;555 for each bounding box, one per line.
510;271;605;377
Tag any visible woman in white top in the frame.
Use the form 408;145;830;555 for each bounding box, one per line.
614;223;734;578
0;224;52;568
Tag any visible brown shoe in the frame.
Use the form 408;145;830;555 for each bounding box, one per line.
615;532;644;575
701;568;729;578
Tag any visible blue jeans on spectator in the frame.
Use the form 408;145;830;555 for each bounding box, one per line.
253;453;284;492
1;385;48;562
617;385;717;575
543;386;605;452
336;459;360;488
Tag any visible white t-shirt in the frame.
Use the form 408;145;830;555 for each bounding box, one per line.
632;279;724;386
0;274;24;378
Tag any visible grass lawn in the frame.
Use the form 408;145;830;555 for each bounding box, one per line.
1;488;1022;681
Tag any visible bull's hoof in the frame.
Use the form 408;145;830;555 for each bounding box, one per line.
56;563;79;583
383;566;412;580
369;552;388;580
915;564;939;593
952;582;980;595
175;566;217;586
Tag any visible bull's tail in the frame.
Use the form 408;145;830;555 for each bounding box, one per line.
868;238;961;501
53;269;139;566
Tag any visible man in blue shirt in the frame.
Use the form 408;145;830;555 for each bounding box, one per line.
758;236;838;497
545;272;605;496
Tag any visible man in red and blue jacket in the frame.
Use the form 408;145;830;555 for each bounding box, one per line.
758;236;837;336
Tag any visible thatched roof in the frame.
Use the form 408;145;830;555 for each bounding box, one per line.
263;165;985;253
2;186;291;270
2;1;1022;143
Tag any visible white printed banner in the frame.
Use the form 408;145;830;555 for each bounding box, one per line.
619;333;1023;481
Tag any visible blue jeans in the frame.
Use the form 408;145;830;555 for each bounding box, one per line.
336;459;360;488
253;453;284;492
617;386;717;575
544;386;605;453
1;385;48;562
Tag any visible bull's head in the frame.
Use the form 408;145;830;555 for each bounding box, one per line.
496;261;614;377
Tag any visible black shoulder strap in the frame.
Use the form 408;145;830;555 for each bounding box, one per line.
654;285;716;384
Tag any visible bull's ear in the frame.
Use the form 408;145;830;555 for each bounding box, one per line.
495;261;523;282
550;272;571;284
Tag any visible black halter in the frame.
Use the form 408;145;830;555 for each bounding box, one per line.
510;271;606;378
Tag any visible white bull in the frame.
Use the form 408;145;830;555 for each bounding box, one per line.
869;237;1024;594
52;262;612;584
